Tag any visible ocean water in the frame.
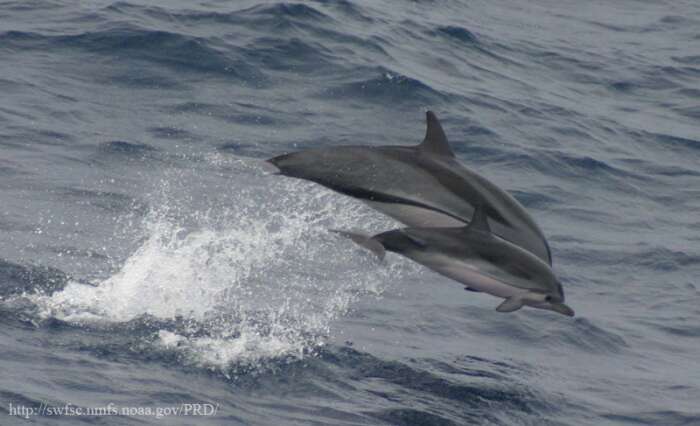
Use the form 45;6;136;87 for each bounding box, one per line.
1;0;699;424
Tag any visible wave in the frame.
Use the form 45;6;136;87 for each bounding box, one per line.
164;101;299;128
55;186;146;214
319;346;551;425
557;238;700;264
242;2;329;21
95;141;162;165
645;132;700;153
100;140;157;154
483;148;644;184
633;247;700;272
547;318;627;354
0;258;68;298
147;126;195;141
318;67;452;105
434;25;479;45
672;55;700;65
617;158;700;178
603;410;700;426
1;27;265;83
311;0;375;23
241;37;337;73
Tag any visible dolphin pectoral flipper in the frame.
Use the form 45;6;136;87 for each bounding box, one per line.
496;296;524;313
331;229;386;261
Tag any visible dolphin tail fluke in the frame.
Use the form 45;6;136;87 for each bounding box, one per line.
262;158;282;175
330;229;386;261
496;296;524;313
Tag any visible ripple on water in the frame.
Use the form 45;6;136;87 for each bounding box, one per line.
319;67;452;105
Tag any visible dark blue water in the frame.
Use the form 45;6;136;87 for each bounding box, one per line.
1;1;699;425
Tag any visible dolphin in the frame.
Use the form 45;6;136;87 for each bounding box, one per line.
333;205;574;317
267;111;552;265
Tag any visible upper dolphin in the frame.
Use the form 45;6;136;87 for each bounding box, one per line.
334;205;574;317
268;111;552;264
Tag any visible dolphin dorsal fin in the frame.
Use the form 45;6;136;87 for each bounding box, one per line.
466;203;490;233
418;111;454;157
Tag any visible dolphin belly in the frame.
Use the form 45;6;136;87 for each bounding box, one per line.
364;200;466;228
412;252;528;299
439;264;526;299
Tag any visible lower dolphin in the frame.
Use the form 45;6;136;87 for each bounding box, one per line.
268;111;552;265
334;205;574;317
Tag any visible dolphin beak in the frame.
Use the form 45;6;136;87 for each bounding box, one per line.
550;302;575;317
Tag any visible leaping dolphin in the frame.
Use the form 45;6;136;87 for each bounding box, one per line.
267;111;552;265
334;205;574;317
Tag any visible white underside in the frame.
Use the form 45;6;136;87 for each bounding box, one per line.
417;255;550;309
440;262;525;299
364;200;465;228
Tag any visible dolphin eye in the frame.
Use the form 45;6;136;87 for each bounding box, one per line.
545;295;553;302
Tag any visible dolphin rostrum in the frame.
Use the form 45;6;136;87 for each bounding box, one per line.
268;111;552;265
333;205;574;317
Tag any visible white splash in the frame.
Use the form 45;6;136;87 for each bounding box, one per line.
32;156;391;370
